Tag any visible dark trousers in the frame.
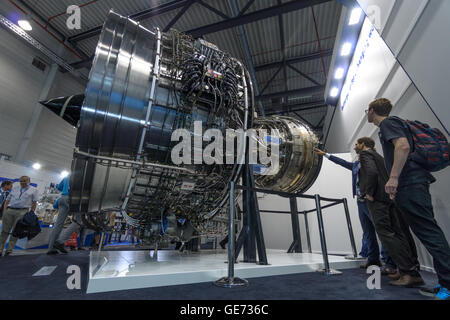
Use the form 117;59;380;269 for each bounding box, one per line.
396;183;450;288
357;201;380;263
366;201;419;276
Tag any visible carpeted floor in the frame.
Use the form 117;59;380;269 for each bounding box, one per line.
0;251;438;300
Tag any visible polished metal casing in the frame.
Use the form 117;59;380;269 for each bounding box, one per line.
69;11;251;230
71;12;157;214
69;11;322;242
253;117;322;194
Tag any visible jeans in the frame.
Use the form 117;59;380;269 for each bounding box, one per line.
48;195;70;251
357;201;380;263
396;183;450;288
56;212;83;247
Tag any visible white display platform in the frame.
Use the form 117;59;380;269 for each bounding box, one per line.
87;249;363;294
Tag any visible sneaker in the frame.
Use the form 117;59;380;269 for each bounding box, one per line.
419;285;441;298
54;242;68;254
435;287;450;300
345;254;367;260
47;249;59;255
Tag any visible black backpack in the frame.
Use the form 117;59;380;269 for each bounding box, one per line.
392;116;450;172
12;211;41;240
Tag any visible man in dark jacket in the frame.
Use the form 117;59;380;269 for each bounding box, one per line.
314;147;390;270
358;137;423;287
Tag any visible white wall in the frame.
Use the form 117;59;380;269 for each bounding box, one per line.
0;7;86;173
358;0;450;130
260;153;363;256
25;107;77;173
325;13;449;271
0;26;48;159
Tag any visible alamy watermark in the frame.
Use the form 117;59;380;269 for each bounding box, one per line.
366;265;382;290
66;5;81;30
366;5;382;31
66;265;81;290
171;121;280;175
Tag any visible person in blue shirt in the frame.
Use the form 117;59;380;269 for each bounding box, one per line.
315;146;394;273
47;174;73;254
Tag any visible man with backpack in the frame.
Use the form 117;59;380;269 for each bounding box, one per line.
367;98;450;300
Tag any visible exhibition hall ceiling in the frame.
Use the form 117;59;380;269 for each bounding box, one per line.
17;0;343;134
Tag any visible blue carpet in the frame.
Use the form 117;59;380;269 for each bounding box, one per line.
0;251;439;300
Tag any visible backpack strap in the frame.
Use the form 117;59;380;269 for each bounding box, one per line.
388;116;415;153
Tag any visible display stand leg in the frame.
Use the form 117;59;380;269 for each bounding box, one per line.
343;198;358;258
287;197;302;253
98;232;105;252
215;182;248;288
314;195;342;275
235;165;268;265
304;213;312;253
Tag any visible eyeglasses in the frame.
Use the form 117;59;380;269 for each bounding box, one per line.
365;109;370;114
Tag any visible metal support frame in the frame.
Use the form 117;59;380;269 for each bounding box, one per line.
288;197;302;253
314;194;341;275
257;86;325;102
163;0;195;32
259;66;283;96
265;100;326;116
214;181;249;288
0;14;85;79
304;213;312;253
68;0;332;43
288;64;322;86
239;0;256;16
293;112;315;129
187;0;332;38
343;198;358;258
229;0;265;116
234;184;358;276
255;50;333;72
235;164;269;265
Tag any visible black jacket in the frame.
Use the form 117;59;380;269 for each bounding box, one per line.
359;149;391;203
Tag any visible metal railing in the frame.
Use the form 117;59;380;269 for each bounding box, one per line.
217;181;358;287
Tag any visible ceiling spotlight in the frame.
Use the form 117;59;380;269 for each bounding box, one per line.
60;170;69;178
335;68;345;80
330;87;339;98
341;42;352;56
32;163;41;170
18;20;33;31
349;8;363;26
